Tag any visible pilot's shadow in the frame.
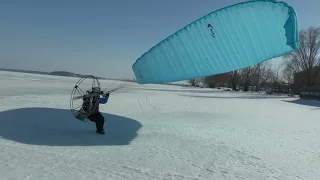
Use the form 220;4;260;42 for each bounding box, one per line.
0;107;142;146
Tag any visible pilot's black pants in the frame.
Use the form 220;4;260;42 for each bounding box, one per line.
88;112;104;132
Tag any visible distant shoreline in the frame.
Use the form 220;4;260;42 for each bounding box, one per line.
0;68;136;82
0;68;191;86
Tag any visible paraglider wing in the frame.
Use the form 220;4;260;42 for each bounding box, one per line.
132;0;299;84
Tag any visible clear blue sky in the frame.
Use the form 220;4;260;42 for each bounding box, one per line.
0;0;319;79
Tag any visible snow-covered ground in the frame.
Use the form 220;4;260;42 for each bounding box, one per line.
0;70;319;180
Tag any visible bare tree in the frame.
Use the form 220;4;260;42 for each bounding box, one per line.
204;73;230;88
229;70;239;90
250;61;275;91
282;60;297;84
251;64;261;91
188;78;202;87
283;26;320;86
239;64;263;91
268;63;284;93
271;63;283;83
239;67;253;91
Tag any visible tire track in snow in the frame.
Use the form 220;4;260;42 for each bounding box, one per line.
145;95;162;113
145;145;203;169
137;95;144;112
201;142;283;180
2;134;204;179
112;93;291;179
143;139;283;180
137;94;162;113
0;143;170;180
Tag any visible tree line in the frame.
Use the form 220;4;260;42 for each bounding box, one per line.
189;26;320;94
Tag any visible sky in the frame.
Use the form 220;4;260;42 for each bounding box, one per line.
0;0;319;80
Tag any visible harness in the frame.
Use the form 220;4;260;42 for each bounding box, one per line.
75;87;101;121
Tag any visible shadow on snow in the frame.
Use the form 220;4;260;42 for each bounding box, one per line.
0;107;142;146
179;94;295;99
283;99;320;109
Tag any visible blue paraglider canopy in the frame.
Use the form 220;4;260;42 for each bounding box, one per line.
132;0;299;84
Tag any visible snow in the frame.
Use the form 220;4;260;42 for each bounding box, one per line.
0;70;320;180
